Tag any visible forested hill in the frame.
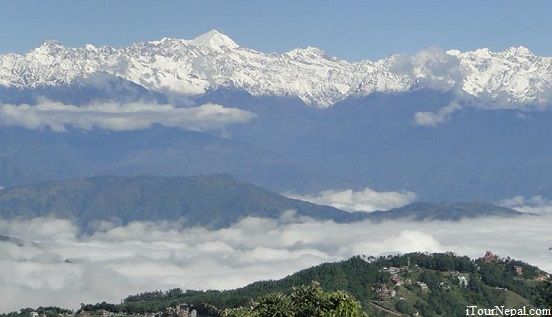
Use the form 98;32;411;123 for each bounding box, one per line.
0;175;525;231
74;253;551;317
0;174;364;228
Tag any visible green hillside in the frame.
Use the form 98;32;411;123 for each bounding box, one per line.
69;253;552;317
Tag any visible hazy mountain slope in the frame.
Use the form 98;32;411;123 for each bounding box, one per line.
0;174;362;228
248;90;552;201
367;202;524;221
0;126;345;191
3;89;552;201
0;174;525;227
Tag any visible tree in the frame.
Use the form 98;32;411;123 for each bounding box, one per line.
253;293;293;317
219;282;367;317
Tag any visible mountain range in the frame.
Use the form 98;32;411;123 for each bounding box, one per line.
1;30;551;107
368;201;524;221
0;175;525;229
0;174;361;228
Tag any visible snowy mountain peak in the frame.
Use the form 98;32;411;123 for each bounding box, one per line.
33;40;65;54
504;46;533;57
191;30;239;48
149;37;188;45
471;48;492;58
286;47;327;59
84;44;97;50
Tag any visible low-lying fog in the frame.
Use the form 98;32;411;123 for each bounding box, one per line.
1;212;550;313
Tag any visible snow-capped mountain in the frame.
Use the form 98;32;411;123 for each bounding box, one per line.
1;30;551;108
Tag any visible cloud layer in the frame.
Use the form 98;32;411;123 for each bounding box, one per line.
287;187;417;212
0;101;255;132
1;213;550;313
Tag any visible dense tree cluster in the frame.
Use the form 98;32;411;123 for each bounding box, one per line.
538;281;552;308
219;282;366;317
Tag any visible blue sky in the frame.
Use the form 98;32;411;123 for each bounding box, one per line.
1;0;551;60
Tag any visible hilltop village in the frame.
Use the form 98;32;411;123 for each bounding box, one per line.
361;251;551;316
373;251;550;301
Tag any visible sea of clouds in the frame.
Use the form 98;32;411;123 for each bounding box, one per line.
1;212;550;313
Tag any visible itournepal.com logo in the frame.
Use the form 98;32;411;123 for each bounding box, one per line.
465;305;552;316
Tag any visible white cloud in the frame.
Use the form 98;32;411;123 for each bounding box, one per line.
499;195;552;215
389;47;462;92
414;101;462;127
287;187;416;212
0;100;255;132
2;213;550;313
